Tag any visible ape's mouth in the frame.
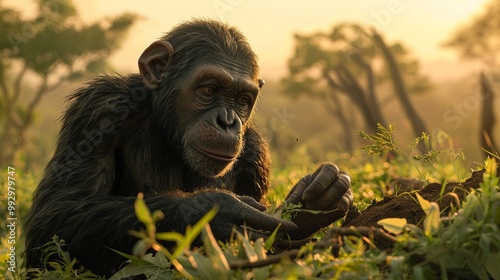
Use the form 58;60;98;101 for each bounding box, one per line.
195;145;237;163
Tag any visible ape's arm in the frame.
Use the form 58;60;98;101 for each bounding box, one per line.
285;163;352;240
25;187;295;276
24;77;296;276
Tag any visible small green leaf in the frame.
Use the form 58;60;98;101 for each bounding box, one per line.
423;202;440;236
264;203;278;216
173;206;218;258
416;193;431;215
132;239;149;256
264;224;280;250
143;252;171;267
252;266;271;280
134;193;153;225
235;230;259;262
416;193;441;236
254;238;267;260
190;252;221;279
109;248;149;264
377;218;407;235
484;158;498;186
156;232;184;243
152;210;165;221
203;224;230;272
485;252;500;280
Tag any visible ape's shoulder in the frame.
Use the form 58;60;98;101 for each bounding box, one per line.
67;74;145;104
59;74;151;143
65;75;150;119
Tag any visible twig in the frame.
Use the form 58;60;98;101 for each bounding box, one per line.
228;226;397;270
315;226;396;252
228;249;300;270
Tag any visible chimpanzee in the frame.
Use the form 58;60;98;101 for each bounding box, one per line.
24;19;352;277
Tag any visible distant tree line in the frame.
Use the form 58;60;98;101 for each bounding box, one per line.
284;0;499;158
0;0;137;169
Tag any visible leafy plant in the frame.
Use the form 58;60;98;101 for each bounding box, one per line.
110;193;218;279
377;158;500;279
2;125;497;279
23;236;104;280
112;193;393;279
360;123;466;182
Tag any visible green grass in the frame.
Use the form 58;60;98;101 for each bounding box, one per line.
1;124;499;279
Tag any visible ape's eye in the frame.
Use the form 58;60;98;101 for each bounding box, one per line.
201;86;217;95
238;96;252;106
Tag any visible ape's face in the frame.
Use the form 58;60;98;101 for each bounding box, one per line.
175;61;261;177
137;27;264;178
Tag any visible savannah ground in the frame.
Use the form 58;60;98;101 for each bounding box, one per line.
1;127;500;279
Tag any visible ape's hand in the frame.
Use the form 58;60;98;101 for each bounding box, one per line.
284;163;352;240
179;190;297;241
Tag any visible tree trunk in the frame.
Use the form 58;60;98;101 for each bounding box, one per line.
324;89;353;153
0;77;15;167
0;74;50;168
372;31;429;153
324;68;398;158
325;68;386;134
351;54;387;128
480;71;498;158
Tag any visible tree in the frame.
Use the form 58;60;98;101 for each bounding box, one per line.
444;0;500;158
283;23;431;153
0;0;137;167
479;72;498;157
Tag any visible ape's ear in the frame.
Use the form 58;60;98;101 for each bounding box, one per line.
138;41;174;90
258;79;265;89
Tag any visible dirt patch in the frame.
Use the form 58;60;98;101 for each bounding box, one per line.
342;168;492;249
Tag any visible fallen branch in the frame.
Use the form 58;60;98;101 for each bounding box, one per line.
228;226;396;270
228;249;300;270
316;226;396;255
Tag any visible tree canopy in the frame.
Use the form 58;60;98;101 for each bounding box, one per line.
0;0;137;167
444;0;500;66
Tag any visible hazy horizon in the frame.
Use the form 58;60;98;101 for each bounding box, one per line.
4;0;489;81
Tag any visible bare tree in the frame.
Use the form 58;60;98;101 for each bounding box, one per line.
444;0;499;158
372;30;429;153
283;23;431;153
480;72;498;156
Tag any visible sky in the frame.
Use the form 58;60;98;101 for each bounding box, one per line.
4;0;490;80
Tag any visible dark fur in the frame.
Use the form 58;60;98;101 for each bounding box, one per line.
24;19;270;276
